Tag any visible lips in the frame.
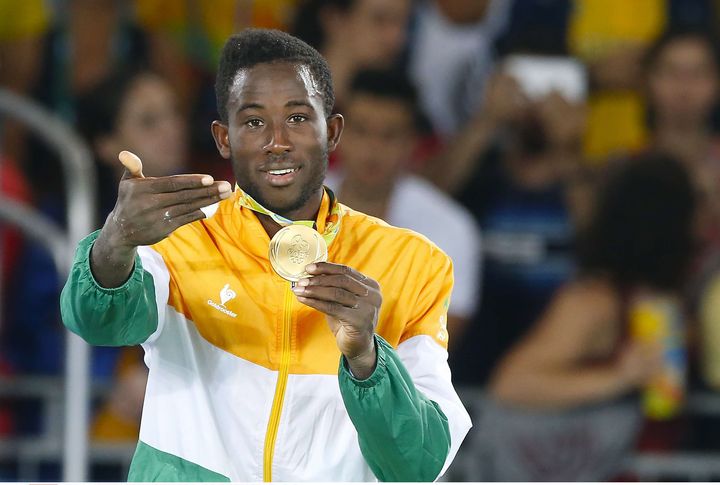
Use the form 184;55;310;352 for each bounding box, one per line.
262;166;301;187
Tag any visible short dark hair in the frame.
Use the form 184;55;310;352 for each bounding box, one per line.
577;155;696;291
215;28;335;123
348;69;429;132
349;69;418;107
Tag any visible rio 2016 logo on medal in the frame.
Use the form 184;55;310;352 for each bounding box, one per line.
269;224;328;282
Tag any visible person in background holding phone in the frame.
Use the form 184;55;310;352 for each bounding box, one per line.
425;52;590;388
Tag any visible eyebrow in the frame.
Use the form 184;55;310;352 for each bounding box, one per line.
285;100;315;110
235;99;316;114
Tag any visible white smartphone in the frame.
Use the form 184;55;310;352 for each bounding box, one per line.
503;55;588;103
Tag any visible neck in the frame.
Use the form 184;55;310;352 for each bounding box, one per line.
256;189;324;238
653;122;711;163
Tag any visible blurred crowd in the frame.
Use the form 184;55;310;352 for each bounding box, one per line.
4;0;720;480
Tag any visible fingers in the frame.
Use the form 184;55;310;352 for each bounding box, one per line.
296;273;369;297
293;283;360;309
167;209;207;231
294;294;360;321
292;263;382;322
159;189;231;220
119;151;144;178
147;174;217;193
154;181;232;207
305;262;379;289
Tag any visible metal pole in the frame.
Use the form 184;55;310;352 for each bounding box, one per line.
0;90;96;480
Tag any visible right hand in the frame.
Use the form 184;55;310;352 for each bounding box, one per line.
479;72;528;126
616;340;664;389
103;151;232;250
90;151;232;288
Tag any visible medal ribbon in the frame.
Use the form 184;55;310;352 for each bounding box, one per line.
235;184;342;246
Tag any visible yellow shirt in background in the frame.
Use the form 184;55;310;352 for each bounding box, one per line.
569;0;667;162
0;0;50;41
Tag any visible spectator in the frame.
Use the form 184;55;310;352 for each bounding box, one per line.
478;155;696;480
292;0;411;108
76;68;189;220
568;0;716;163
430;61;588;386
325;69;481;340
644;28;720;251
407;0;511;137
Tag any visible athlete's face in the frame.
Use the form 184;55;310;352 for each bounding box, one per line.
212;62;344;219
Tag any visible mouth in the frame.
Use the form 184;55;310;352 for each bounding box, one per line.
263;166;301;187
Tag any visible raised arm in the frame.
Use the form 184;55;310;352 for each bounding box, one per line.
60;151;232;346
490;280;662;410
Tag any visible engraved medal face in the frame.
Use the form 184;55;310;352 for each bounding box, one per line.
269;224;328;282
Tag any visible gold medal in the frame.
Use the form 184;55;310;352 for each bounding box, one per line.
269;224;328;282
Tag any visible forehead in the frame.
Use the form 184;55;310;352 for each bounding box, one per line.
228;62;322;108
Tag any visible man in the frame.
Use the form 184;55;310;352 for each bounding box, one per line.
325;69;481;341
60;29;471;481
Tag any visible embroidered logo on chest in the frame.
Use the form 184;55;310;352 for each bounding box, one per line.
207;283;238;318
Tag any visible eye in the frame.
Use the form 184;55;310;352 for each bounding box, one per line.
245;118;264;128
288;114;308;124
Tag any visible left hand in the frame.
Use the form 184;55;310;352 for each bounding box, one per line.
536;92;586;151
293;262;382;379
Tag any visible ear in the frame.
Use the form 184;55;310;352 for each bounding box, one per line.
326;114;344;153
211;121;231;159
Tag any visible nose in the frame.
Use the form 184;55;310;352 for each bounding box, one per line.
263;122;292;155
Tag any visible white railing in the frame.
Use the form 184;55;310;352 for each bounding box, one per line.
0;89;96;480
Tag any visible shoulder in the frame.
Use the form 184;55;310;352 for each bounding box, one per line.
339;203;452;269
394;176;480;233
551;277;621;323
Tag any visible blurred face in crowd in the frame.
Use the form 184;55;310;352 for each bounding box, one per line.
339;93;415;187
103;74;187;176
648;36;719;127
330;0;411;67
211;62;343;217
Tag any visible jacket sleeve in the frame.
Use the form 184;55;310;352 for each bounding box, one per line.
339;335;453;481
60;230;170;346
338;246;472;481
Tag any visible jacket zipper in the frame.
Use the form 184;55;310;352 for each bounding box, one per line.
263;283;293;481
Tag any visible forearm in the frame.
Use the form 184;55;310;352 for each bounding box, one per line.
422;117;498;194
90;218;138;288
490;362;633;410
61;231;161;346
339;335;450;482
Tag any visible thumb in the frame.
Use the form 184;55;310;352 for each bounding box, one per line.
119;150;145;179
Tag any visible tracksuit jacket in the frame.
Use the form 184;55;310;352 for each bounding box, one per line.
60;189;472;481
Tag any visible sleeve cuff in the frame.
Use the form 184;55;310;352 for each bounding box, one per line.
339;334;391;388
78;230;143;294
